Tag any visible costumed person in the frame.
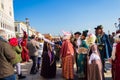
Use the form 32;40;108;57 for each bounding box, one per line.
86;33;104;80
60;31;74;80
73;31;81;73
21;30;29;62
109;30;120;80
95;25;112;72
9;38;26;79
41;34;56;78
77;30;89;79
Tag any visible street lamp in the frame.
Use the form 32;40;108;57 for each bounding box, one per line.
114;18;120;30
25;18;29;37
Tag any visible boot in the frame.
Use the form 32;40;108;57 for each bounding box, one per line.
18;74;26;79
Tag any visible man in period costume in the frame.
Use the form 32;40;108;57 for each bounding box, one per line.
77;30;89;79
73;32;81;73
95;25;112;72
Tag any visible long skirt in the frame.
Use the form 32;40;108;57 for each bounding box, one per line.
41;52;56;78
88;60;103;80
21;51;29;62
112;61;120;80
77;54;87;79
62;55;74;79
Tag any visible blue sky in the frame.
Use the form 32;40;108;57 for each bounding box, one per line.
14;0;120;35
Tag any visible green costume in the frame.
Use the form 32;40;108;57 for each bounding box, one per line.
77;40;88;78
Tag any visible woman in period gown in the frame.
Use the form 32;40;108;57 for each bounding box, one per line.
60;31;74;80
77;30;88;79
21;31;29;62
41;36;56;78
86;33;104;80
109;30;120;80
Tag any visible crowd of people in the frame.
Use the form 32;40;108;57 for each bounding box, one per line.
0;25;120;80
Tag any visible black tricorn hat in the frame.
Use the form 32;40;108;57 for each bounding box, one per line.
82;30;89;37
74;32;81;35
94;25;103;30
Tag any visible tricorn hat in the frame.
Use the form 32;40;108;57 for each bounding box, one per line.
74;32;81;35
82;30;89;37
94;25;103;30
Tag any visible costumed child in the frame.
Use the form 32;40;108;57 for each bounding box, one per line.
86;33;104;80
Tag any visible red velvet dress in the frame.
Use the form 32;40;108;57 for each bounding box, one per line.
112;43;120;80
21;39;29;62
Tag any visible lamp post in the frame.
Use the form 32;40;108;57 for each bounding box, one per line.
114;18;120;30
25;18;29;37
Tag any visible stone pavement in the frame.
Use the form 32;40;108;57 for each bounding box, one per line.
19;61;112;80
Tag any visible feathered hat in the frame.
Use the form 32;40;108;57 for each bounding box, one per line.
62;31;71;40
86;33;96;46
